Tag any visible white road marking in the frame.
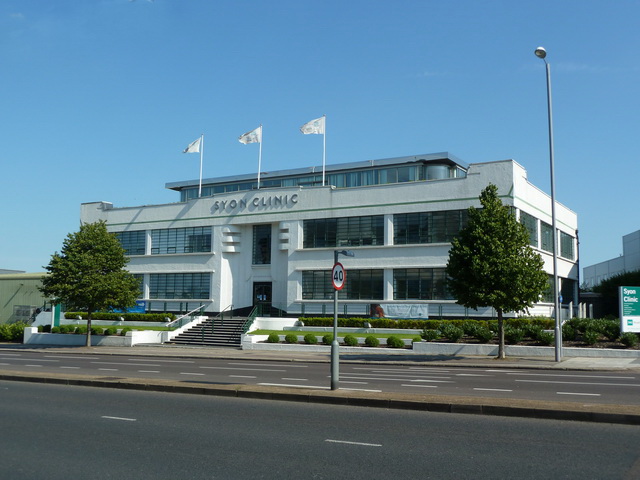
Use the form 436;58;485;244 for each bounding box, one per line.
99;368;118;372
0;363;11;366
138;370;160;373
2;358;58;363
457;373;492;377
129;359;194;364
200;366;286;372
409;379;454;383
228;362;307;368
340;375;454;383
339;388;382;392
60;366;80;369
474;388;513;392
281;378;308;381
516;379;640;387
25;365;42;367
508;372;635;379
92;362;161;367
44;355;100;360
325;439;382;447
339;381;368;385
229;375;257;379
102;416;136;422
180;372;205;376
556;392;601;397
402;384;438;388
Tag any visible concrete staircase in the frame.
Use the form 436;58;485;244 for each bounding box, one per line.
170;316;247;347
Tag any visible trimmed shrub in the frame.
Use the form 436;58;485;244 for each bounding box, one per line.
51;326;61;334
104;326;118;336
65;312;175;322
620;332;639;348
284;333;299;344
343;334;358;346
364;336;380;347
439;324;464;343
412;336;422;343
462;321;480;336
421;329;440;342
304;333;318;345
266;333;280;343
75;326;88;335
474;327;494;344
523;324;542;340
582;329;600;345
42;324;51;333
387;335;405;348
322;334;334;345
119;327;132;336
504;327;525;345
537;330;555;346
562;324;577;341
91;326;104;336
59;324;74;334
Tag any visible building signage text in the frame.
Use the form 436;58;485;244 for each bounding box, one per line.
212;194;299;214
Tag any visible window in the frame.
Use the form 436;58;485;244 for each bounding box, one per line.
520;211;538;248
115;231;146;255
541;222;553;253
303;216;384;248
393;268;453;300
302;269;383;300
560;231;575;260
151;227;211;255
393;210;468;245
253;225;272;265
149;273;210;299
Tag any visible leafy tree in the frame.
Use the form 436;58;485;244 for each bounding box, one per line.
40;221;141;347
593;269;640;317
446;184;548;358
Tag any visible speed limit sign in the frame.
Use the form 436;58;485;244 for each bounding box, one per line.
332;262;346;290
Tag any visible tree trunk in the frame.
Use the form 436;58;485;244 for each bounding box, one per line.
497;309;505;359
86;311;92;347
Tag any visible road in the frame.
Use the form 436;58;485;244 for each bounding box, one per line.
1;381;640;479
1;350;640;406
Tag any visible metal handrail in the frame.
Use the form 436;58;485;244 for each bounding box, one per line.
166;304;208;329
242;305;260;334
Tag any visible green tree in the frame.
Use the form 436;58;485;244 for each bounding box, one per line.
39;221;141;347
446;184;548;358
593;269;640;317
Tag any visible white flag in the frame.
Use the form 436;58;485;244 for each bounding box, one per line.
300;116;325;135
183;137;201;153
238;125;262;144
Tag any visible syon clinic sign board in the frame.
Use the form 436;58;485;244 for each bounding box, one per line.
620;286;640;332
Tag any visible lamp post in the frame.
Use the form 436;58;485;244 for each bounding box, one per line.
331;249;354;390
535;46;562;362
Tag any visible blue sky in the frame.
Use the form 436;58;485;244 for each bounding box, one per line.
1;0;638;277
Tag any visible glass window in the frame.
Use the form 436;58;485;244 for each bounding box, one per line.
393;268;453;300
541;222;553;253
151;227;212;255
303;216;384;248
149;273;210;299
393;210;468;245
520;211;538;248
253;225;272;265
302;269;383;300
560;231;575;260
115;231;146;256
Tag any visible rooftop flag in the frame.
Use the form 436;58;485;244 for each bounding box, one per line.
183;137;201;154
238;125;262;144
300;116;325;135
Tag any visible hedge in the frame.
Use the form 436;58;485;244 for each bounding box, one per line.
64;312;176;322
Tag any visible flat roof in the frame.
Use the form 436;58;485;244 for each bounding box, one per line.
165;152;468;191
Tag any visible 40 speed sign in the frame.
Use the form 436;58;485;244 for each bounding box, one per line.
332;262;346;290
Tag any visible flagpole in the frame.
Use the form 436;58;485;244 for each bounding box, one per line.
322;114;326;186
198;134;204;197
257;125;263;190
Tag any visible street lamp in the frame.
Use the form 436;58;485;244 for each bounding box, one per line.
534;46;562;362
331;249;354;390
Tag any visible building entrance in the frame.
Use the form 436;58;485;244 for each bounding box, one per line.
253;282;272;316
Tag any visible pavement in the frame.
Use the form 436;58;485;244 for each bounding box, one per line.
2;343;640;425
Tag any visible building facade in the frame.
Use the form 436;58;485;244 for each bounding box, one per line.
583;230;640;288
0;272;48;324
80;153;579;318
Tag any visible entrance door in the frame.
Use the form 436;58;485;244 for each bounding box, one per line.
253;282;272;316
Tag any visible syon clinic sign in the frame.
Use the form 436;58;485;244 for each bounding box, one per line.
620;286;640;333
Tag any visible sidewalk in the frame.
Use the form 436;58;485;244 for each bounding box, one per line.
2;343;640;425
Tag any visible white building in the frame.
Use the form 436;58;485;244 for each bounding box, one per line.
583;230;640;288
81;153;579;319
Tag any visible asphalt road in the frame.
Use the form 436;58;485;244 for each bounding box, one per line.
2;381;640;479
1;350;640;406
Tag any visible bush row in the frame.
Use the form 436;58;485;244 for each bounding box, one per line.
64;312;175;322
0;322;27;342
265;333;420;348
40;325;133;336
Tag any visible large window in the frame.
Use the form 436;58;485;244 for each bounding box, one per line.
560;231;575;260
253;225;272;265
302;269;383;300
393;210;468;245
151;227;211;255
116;231;146;255
520;211;538;248
303;216;384;248
540;222;553;253
149;273;210;299
393;268;453;300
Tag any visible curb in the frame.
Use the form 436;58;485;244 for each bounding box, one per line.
2;370;640;426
